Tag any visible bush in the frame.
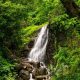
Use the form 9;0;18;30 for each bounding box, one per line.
0;51;15;80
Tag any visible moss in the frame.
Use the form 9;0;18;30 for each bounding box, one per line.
19;22;48;48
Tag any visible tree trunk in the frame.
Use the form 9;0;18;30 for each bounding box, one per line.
60;0;80;17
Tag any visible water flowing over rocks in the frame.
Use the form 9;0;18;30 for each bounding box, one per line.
28;24;48;62
16;58;50;80
16;24;51;80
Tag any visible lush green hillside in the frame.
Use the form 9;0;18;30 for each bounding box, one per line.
0;0;80;80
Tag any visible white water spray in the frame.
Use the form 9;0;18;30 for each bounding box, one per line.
28;24;48;62
29;73;34;80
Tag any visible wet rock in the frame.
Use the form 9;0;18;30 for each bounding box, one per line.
35;75;48;80
22;62;33;69
32;68;40;76
17;77;23;80
16;58;50;80
19;70;30;80
39;67;48;75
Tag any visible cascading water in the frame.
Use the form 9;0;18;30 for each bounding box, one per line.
28;24;48;62
29;73;34;80
17;24;50;80
28;24;50;80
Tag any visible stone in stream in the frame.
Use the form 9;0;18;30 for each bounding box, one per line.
32;68;40;77
17;77;23;80
39;68;48;75
16;58;50;80
19;70;30;80
35;75;48;80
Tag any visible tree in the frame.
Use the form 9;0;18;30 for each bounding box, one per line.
60;0;80;17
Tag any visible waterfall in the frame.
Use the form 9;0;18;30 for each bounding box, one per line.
17;24;50;80
28;24;48;62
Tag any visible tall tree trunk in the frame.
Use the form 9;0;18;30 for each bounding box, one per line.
60;0;80;17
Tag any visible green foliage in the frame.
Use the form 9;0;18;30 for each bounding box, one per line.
19;23;47;48
0;0;80;80
75;0;80;6
0;51;15;80
52;47;80;80
0;1;27;49
50;7;80;80
0;1;28;79
51;13;80;30
49;1;80;78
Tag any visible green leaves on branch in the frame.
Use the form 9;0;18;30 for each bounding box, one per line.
53;47;80;79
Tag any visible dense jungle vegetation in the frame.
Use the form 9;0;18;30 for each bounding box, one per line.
0;0;80;80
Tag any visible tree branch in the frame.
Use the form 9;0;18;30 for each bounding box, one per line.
60;0;80;17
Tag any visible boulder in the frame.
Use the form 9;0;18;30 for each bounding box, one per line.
19;70;30;80
16;58;50;80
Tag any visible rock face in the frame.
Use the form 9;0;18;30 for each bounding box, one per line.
16;58;50;80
